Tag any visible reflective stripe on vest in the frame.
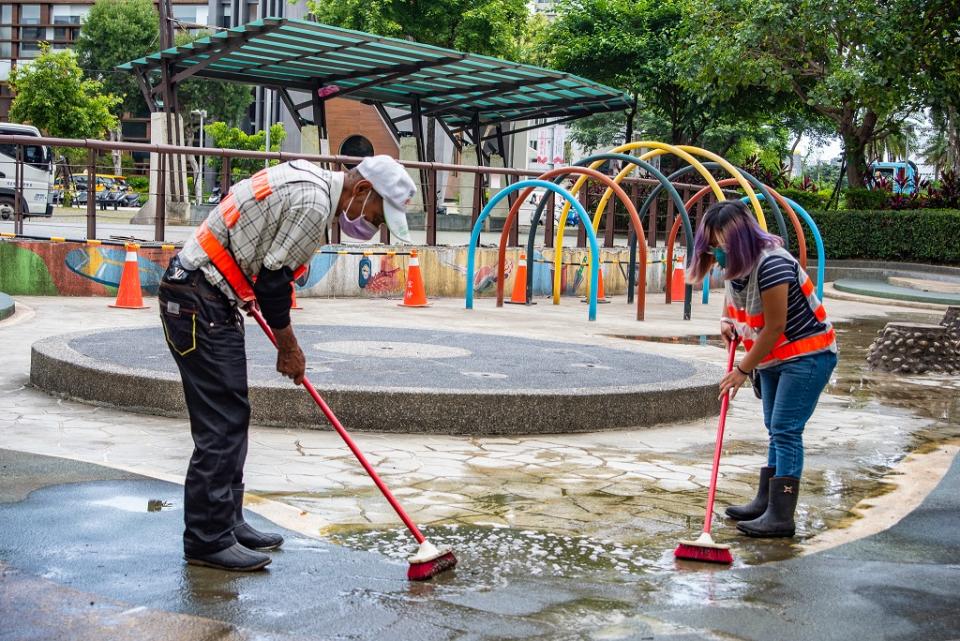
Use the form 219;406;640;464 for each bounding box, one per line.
221;193;240;227
251;169;273;201
195;221;256;302
744;328;836;363
192;175;306;301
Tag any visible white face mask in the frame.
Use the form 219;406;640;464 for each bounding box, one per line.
338;190;378;240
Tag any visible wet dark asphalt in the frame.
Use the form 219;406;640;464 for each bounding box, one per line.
1;447;958;641
649;451;960;641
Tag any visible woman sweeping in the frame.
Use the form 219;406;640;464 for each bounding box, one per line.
686;200;837;538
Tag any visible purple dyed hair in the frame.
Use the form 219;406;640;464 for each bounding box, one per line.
686;200;782;283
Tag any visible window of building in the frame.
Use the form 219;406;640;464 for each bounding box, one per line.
121;120;148;140
20;5;40;24
339;135;375;168
52;5;86;43
52;5;86;23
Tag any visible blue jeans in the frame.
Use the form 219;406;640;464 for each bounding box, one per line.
758;350;837;479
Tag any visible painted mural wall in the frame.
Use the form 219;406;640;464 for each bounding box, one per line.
1;239;722;298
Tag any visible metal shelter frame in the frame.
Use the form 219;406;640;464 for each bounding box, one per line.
118;14;630;244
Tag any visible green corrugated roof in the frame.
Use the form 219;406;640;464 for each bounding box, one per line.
118;17;631;128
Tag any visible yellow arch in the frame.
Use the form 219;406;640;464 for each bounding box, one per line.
552;141;724;304
552;142;767;304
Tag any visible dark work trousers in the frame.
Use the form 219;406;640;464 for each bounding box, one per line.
158;257;250;556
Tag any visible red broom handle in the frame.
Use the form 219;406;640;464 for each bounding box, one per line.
249;307;426;544
703;338;740;535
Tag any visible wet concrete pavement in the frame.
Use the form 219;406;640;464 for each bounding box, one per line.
2;447;958;640
2;295;960;639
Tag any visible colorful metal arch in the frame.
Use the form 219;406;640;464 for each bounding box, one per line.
498;166;647;319
521;153;694;318
466;180;602;321
526;152;693;318
627;164;802;310
551;142;738;307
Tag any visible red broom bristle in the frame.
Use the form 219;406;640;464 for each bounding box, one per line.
407;551;458;581
674;543;734;565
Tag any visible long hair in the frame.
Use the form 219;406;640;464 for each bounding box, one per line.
686;200;782;283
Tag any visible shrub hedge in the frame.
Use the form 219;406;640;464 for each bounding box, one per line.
803;209;960;264
779;187;831;211
842;188;889;210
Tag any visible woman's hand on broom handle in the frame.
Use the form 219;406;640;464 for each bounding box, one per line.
719;368;747;400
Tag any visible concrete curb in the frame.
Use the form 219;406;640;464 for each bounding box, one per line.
823;282;951;310
0;292;14;321
30;328;723;435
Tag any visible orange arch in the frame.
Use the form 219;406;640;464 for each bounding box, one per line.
496;166;648;320
664;178;808;305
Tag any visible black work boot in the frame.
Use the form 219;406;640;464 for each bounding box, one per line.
736;476;800;538
232;484;284;551
725;466;775;521
185;543;271;571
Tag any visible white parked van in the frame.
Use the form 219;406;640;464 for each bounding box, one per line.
0;123;54;219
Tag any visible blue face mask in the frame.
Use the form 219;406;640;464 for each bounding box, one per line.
711;247;727;269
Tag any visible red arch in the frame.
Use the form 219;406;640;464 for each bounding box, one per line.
495;166;648;320
664;178;808;305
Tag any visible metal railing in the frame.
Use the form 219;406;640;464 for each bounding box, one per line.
0;134;732;247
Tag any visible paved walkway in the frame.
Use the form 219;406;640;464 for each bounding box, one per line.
0;293;958;639
2;445;958;640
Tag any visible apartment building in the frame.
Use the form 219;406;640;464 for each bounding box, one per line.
0;0;208;141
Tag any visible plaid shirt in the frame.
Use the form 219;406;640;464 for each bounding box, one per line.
179;160;343;300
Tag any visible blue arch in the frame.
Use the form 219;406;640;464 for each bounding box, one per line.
741;194;825;299
466;180;601;321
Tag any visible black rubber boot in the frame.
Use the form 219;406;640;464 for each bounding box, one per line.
725;466;775;521
736;476;800;538
232;484;284;551
185;543;271;571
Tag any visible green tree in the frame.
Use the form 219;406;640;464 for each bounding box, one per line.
542;0;794;172
307;0;529;59
73;0;159;118
8;44;120;139
307;0;531;165
204;121;286;183
678;0;928;188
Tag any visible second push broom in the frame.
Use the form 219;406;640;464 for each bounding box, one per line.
674;337;740;564
249;306;457;581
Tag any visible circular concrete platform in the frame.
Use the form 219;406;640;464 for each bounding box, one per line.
31;325;721;434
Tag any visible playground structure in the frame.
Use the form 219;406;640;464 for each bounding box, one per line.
466;142;826;321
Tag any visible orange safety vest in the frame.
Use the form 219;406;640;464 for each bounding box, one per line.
194;168;306;302
724;247;835;366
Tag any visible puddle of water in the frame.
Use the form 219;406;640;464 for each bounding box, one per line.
91;496;178;513
259;312;959;631
607;334;725;348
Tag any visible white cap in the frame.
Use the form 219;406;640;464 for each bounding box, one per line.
357;155;417;243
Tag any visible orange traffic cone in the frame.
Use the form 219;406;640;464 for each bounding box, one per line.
670;255;686;302
109;243;148;309
290;283;302;310
581;262;610;304
506;252;536;305
400;248;430;308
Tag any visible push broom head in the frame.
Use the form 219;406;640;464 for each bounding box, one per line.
674;532;734;565
407;540;458;581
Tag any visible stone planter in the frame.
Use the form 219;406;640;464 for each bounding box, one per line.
865;322;960;375
941;306;960;342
